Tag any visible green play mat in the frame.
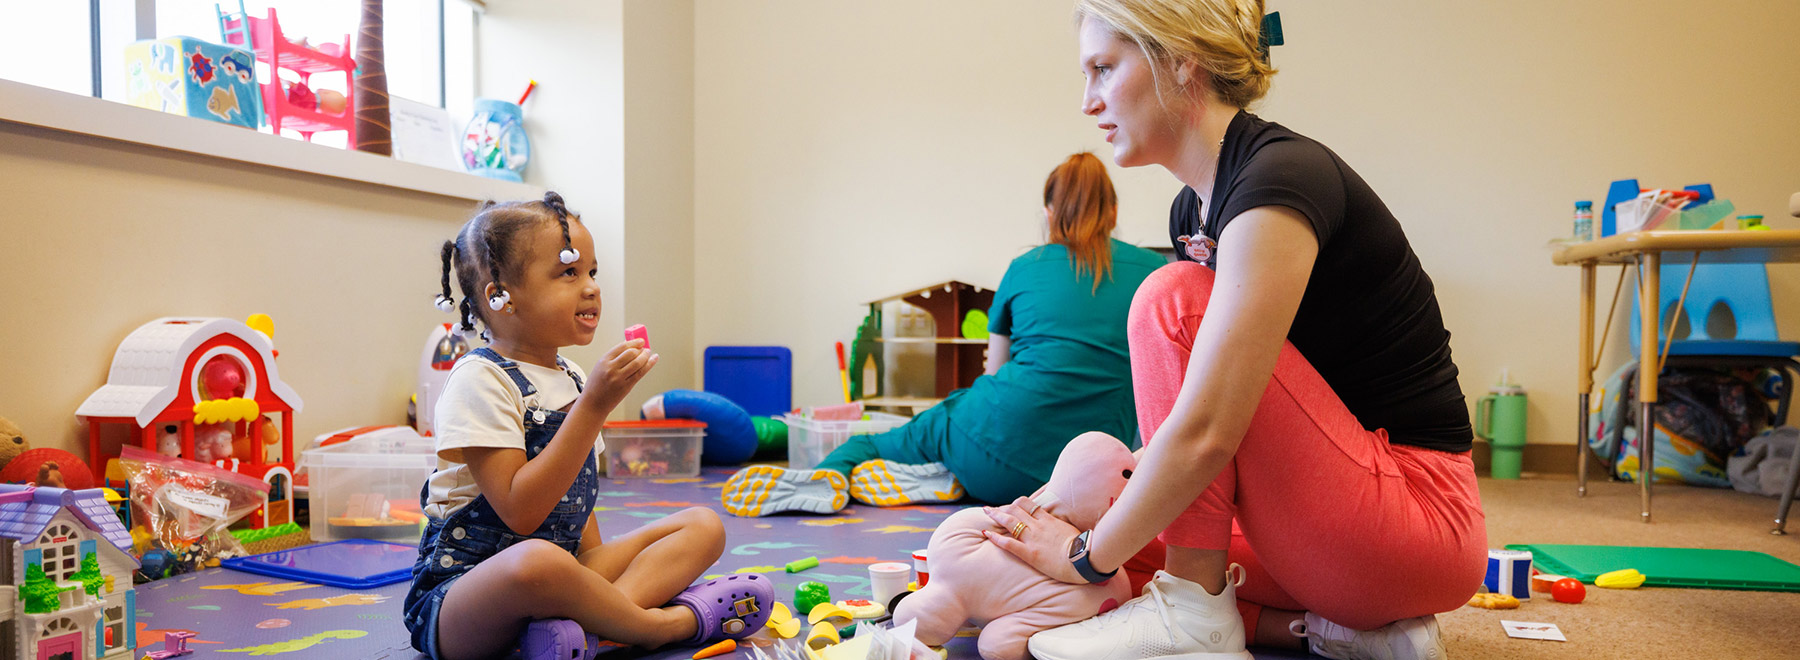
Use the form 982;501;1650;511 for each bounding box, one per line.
1506;544;1800;593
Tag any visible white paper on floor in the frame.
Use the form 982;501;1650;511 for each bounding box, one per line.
1501;620;1566;642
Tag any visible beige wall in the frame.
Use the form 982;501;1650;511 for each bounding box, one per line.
622;0;699;414
692;0;1800;449
477;0;641;410
0;122;482;455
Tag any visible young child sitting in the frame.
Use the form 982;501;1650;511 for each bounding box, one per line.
404;192;774;660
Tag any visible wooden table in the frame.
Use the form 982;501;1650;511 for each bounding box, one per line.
1552;229;1800;525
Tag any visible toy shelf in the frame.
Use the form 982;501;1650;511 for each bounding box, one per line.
275;105;354;133
218;5;356;147
267;41;352;75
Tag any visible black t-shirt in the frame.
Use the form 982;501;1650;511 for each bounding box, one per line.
1168;111;1471;452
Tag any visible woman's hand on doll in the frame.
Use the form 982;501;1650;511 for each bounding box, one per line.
982;496;1086;584
583;339;658;415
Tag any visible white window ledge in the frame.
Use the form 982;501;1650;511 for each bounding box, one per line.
0;79;540;203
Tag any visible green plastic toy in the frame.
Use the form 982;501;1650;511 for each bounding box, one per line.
795;580;830;615
752;416;788;456
961;309;990;340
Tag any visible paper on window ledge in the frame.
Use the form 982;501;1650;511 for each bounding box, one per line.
389;95;463;171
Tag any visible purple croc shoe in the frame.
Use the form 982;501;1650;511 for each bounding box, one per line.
518;618;603;660
669;573;775;646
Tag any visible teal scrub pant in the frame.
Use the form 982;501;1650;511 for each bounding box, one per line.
813;403;1043;505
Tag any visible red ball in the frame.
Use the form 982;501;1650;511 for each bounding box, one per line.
1551;577;1587;604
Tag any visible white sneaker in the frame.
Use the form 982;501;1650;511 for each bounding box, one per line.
1292;612;1445;660
1027;567;1253;660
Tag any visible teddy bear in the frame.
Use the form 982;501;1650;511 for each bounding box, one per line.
0;416;30;474
892;432;1137;660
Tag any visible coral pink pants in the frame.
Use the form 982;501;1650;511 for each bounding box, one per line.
1120;262;1487;632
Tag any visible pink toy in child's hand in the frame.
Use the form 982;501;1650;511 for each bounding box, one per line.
624;324;649;349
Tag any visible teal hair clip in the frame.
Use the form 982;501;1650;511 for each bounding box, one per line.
1258;11;1284;64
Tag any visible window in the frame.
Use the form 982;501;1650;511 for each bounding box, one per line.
1;1;479;145
0;3;92;96
37;523;81;583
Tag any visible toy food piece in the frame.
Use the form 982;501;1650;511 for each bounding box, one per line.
765;602;802;639
625;324;650;349
1530;573;1563;593
1596;568;1646;589
806;621;841;650
1466;592;1520;610
786;556;820;573
807;602;853;628
835;599;885;619
692;639;736;659
795;581;831;617
1551;578;1587;604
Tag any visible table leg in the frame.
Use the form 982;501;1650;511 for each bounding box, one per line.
1776;425;1800;535
1637;253;1661;523
1578;263;1596;496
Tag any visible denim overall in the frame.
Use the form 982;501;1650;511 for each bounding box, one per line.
404;348;599;659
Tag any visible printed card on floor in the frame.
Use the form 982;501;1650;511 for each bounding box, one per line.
1501;620;1566;642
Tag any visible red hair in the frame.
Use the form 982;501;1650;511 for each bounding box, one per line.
1043;153;1119;291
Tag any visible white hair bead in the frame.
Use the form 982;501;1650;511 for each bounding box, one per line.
559;248;580;264
434;295;455;312
488;290;510;311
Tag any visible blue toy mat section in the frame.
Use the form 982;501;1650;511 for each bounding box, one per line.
221;539;418;589
140;466;1303;659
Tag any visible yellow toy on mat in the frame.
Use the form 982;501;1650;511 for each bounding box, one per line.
1596;568;1646;589
1467;592;1520;609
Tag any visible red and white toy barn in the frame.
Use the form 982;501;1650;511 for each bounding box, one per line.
75;316;302;528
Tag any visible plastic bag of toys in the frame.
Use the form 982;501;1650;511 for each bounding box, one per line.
119;445;268;577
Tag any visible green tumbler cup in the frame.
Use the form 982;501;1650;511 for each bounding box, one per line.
1477;381;1528;479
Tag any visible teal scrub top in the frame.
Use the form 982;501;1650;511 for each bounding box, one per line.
944;239;1167;482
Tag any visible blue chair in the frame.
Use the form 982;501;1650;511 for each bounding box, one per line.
1626;262;1800;534
1630;262;1800;359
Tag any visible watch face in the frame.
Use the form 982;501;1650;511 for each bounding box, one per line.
1068;531;1088;559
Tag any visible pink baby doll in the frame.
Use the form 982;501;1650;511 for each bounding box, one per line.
892;432;1135;660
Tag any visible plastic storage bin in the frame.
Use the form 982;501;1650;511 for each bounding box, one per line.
602;420;706;479
783;412;909;470
300;429;437;543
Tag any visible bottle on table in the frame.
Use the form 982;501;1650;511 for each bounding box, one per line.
1573;200;1594;241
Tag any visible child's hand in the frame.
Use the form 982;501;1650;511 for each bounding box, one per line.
583;339;658;415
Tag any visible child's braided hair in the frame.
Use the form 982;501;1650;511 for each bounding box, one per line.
436;192;580;339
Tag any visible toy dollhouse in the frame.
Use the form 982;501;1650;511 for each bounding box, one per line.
852;281;995;412
75;317;302;529
0;485;140;660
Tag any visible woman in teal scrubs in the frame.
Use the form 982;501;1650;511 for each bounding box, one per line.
723;153;1166;516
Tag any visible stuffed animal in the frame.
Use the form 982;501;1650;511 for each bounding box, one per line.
0;416;30;474
892;432;1136;660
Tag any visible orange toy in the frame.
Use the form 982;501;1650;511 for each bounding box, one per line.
692;639;735;659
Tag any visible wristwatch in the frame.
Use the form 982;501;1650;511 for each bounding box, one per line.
1068;530;1117;584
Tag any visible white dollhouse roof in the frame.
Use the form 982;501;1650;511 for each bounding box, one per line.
75;317;303;425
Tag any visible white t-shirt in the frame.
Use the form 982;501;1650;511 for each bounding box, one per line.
424;355;594;518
